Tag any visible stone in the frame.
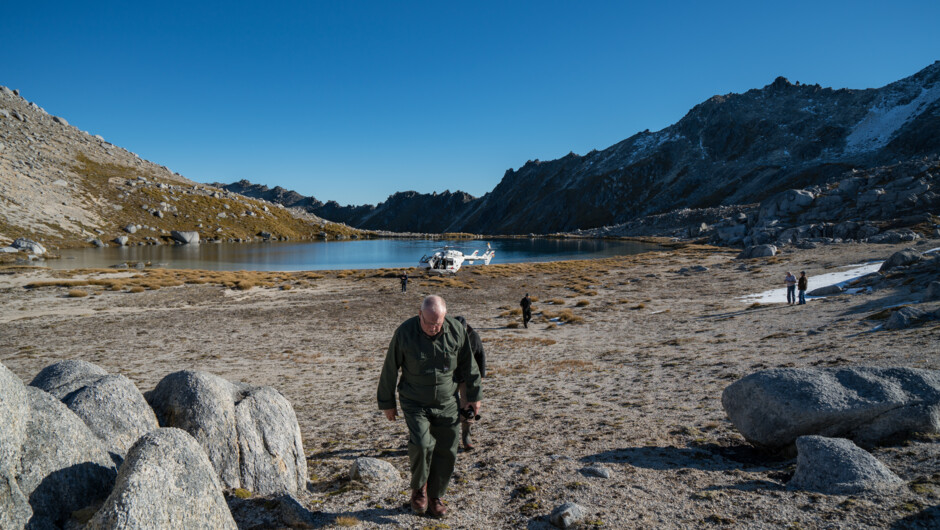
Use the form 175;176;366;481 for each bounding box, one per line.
86;428;237;530
884;307;929;330
170;230;200;245
550;502;586;529
737;244;777;259
114;235;129;246
716;224;746;243
581;465;611;479
869;229;921;244
788;436;902;494
234;386;308;495
91;238;107;248
880;248;923;271
124;224;137;234
147;370;307;495
52;116;69;126
32;363;158;462
19;387;117;529
349;457;400;490
29;359;109;397
721;367;940;450
807;284;843;296
11;238;46;255
0;362;32;529
146;371;240;489
227;493;317;529
759;189;815;220
926;281;940;301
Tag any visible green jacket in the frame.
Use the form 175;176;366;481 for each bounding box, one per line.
377;315;482;410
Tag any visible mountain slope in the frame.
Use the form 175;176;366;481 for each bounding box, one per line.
0;87;359;249
220;61;940;235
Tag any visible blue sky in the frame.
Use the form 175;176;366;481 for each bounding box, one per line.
2;1;938;205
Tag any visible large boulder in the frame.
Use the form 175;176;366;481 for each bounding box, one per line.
19;387;117;529
736;244;777;259
29;359;108;397
884;307;931;330
146;371;240;489
788;436;902;494
30;361;158;462
0;363;31;529
11;238;46;255
86;428;237;530
879;249;923;271
234;386;307;495
170;230;200;245
550;502;586;529
807;284;843;296
722;367;940;450
147;370;307;495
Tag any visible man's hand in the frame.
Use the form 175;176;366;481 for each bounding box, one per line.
467;401;481;416
382;409;397;421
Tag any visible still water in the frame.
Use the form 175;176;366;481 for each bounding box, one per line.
43;238;661;272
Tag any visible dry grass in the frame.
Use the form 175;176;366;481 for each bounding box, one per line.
334;515;360;527
550;359;596;373
575;299;590;307
23;268;322;293
67;289;88;297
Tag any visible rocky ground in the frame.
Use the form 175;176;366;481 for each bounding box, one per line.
1;239;938;529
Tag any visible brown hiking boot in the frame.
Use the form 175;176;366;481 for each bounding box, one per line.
461;421;474;450
428;497;447;518
410;484;428;514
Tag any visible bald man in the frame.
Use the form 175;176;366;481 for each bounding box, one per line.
377;295;482;518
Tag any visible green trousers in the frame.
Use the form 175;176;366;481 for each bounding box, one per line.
400;397;459;498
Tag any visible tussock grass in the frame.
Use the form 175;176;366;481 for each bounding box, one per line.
24;267;322;293
334;515;360;527
67;289;88;297
575;299;590;307
550;359;596;373
542;308;584;324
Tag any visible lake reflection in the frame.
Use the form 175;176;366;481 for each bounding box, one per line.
44;238;661;271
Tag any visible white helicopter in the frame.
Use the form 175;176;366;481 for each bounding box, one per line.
419;243;495;275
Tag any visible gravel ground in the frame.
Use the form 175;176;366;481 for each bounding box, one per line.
1;239;939;529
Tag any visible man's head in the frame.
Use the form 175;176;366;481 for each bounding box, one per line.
800;271;806;276
419;295;447;337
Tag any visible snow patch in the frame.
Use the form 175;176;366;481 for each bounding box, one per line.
845;85;940;153
739;262;883;304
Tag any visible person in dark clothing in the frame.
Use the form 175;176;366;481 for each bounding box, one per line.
377;296;482;517
454;316;485;450
798;271;808;305
400;273;408;293
520;293;532;328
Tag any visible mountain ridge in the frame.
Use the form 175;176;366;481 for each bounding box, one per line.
218;61;940;235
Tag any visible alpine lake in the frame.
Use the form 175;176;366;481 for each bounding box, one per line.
41;238;662;271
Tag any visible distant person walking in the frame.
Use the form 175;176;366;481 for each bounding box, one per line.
798;271;808;305
454;316;485;450
520;293;532;328
400;273;408;293
784;271;797;305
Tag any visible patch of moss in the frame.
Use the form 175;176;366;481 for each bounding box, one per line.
233;488;252;499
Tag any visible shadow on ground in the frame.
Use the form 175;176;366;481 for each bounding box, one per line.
582;443;790;472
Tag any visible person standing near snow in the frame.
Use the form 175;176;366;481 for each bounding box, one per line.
797;271;808;305
784;271;797;305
